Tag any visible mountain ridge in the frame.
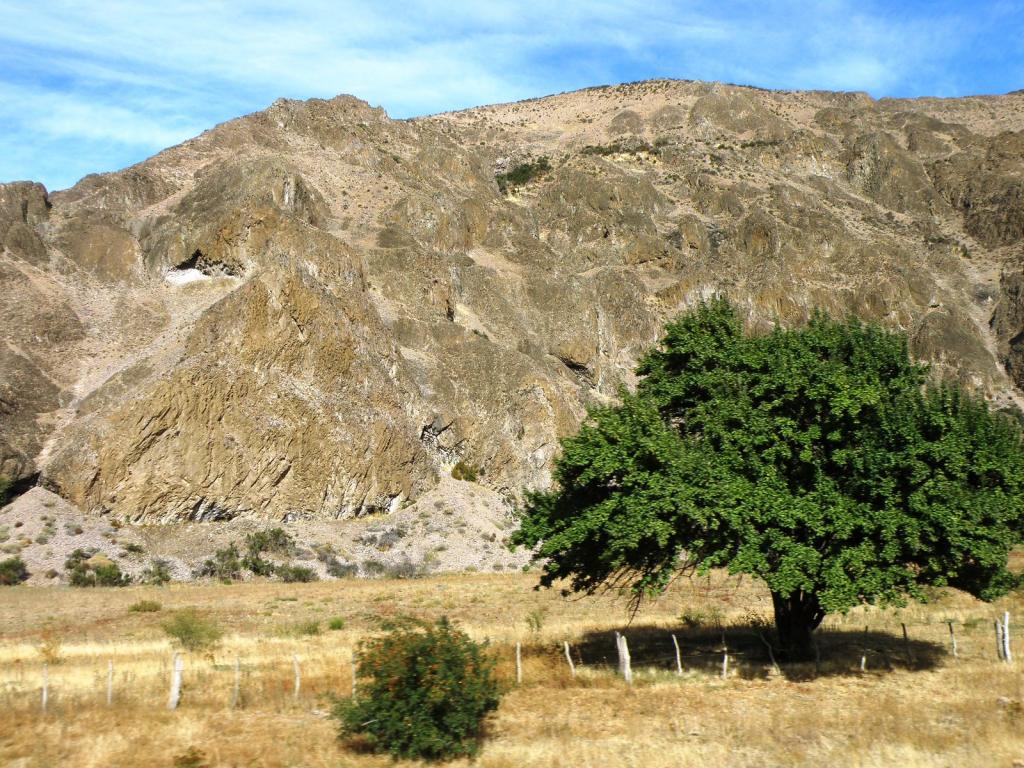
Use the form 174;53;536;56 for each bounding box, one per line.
3;78;1024;529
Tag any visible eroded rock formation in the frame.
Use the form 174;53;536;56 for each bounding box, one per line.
3;81;1024;522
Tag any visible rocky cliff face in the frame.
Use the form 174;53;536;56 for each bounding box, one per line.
3;80;1024;523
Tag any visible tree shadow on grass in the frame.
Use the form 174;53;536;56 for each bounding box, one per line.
570;622;948;681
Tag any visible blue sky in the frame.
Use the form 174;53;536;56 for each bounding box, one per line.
2;1;1022;191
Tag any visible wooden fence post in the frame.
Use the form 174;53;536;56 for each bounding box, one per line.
106;659;113;706
901;623;913;667
671;634;683;676
41;663;48;713
231;657;241;709
860;626;868;672
947;621;958;660
563;641;576;678
720;632;729;680
293;655;301;700
168;653;183;710
996;619;1005;661
351;651;358;697
615;632;633;685
1004;612;1012;664
515;642;522;685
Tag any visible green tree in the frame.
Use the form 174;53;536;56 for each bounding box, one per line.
513;299;1024;659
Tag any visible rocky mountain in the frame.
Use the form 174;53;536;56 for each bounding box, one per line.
3;79;1024;527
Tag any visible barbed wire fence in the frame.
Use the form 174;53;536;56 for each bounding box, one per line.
3;609;1019;715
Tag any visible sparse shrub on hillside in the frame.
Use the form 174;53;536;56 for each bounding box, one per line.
276;564;318;583
334;617;501;760
162;609;222;653
65;549;131;587
495;157;551;194
141;558;173;585
129;599;162;613
197;544;242;582
120;542;145;557
328;616;345;631
64;548;97;569
451;460;480;482
358;526;408;552
0;556;29;585
323;555;358;579
243;528;295;575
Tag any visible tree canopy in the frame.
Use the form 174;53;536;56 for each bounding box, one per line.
512;299;1024;657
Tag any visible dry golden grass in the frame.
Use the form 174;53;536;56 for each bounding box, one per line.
2;571;1024;767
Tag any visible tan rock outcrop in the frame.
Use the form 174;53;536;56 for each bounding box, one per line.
2;80;1024;523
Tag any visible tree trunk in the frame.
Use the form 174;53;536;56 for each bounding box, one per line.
771;590;825;661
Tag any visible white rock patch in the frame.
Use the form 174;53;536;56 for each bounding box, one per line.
164;268;210;286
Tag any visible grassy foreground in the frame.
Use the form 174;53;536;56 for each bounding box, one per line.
1;571;1024;767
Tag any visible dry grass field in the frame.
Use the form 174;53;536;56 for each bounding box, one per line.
2;571;1024;767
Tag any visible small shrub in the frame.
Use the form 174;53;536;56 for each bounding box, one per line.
292;620;321;636
325;557;358;579
383;558;427;579
64;548;97;569
243;528;295;576
141;558;173;586
93;563;131;586
66;551;130;587
276;564;319;583
120;542;145;557
162;609;222;653
525;607;547;636
197;544;242;582
680;606;724;630
495;157;551;194
129;599;162;613
0;556;29;585
328;616;345;631
451;461;480;482
334;617;501;760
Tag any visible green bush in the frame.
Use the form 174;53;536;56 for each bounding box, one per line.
162;609;222;653
276;564;319;583
65;550;131;587
291;619;321;636
0;556;29;585
141;558;173;586
327;616;345;631
324;557;358;579
128;599;162;613
243;528;295;575
334;617;501;760
451;460;480;482
196;544;242;582
495;157;551;194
